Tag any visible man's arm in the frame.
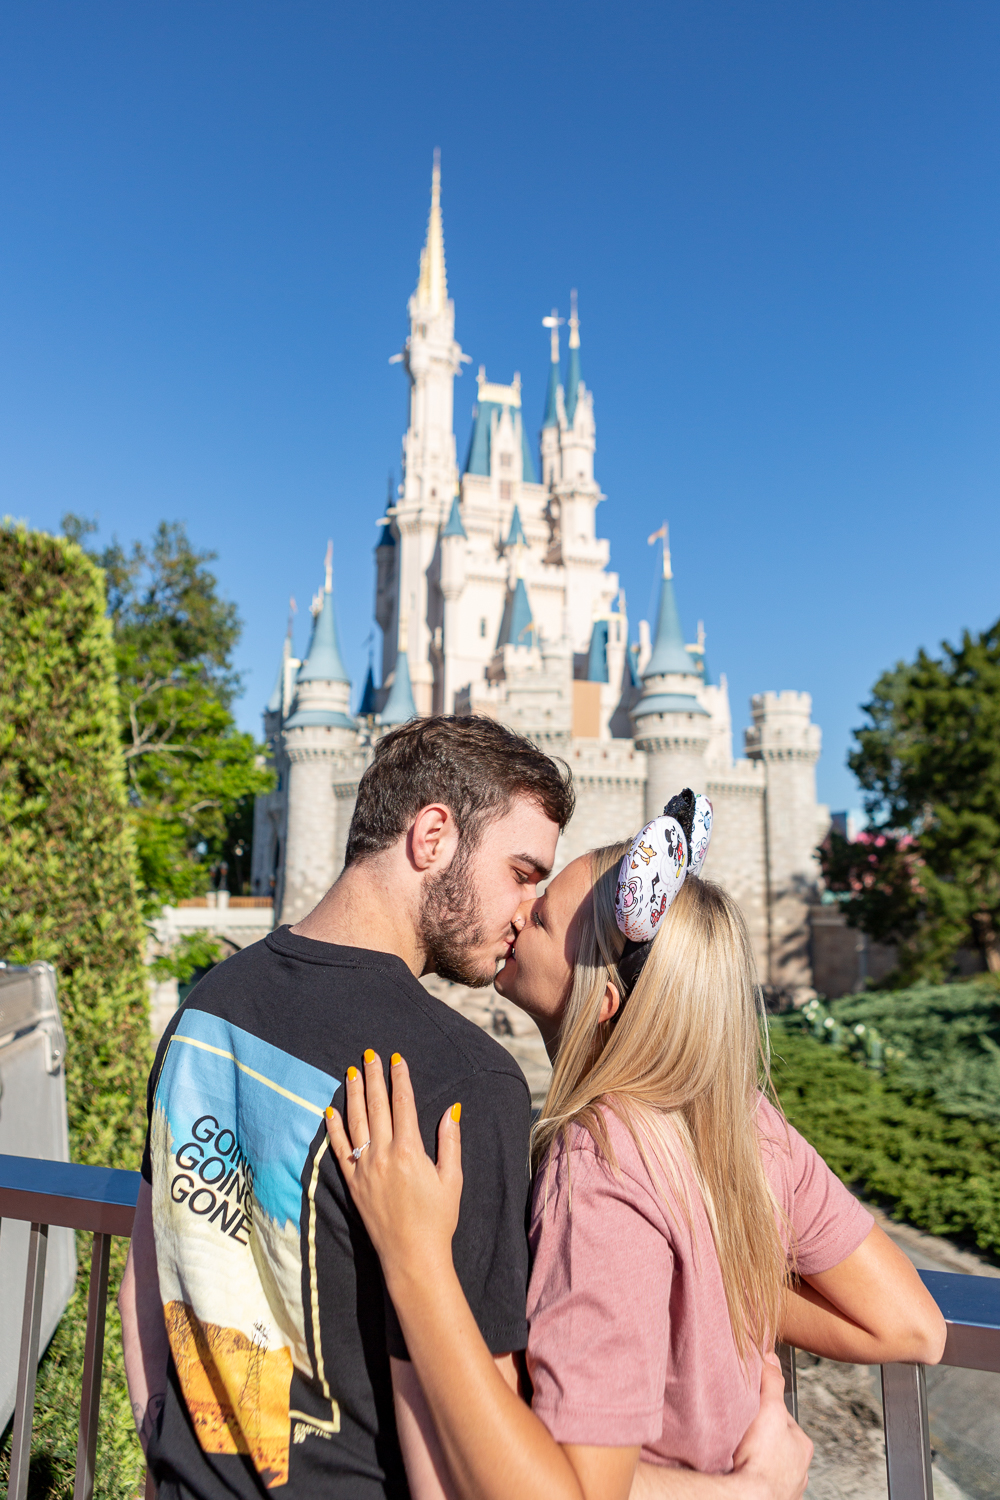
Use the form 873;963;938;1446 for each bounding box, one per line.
392;1353;521;1500
118;1178;170;1454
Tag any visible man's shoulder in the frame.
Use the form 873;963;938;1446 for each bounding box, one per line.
415;990;529;1094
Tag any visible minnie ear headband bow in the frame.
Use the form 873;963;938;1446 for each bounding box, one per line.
613;789;714;999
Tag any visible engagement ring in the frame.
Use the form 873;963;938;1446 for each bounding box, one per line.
352;1141;371;1161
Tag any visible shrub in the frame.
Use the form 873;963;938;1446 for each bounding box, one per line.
771;1029;1000;1257
0;523;149;1498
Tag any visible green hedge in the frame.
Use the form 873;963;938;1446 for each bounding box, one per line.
0;525;150;1498
771;1028;1000;1257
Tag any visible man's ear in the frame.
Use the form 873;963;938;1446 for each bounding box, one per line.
597;982;621;1025
408;804;459;872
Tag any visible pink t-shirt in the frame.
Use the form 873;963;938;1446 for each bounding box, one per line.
526;1097;873;1472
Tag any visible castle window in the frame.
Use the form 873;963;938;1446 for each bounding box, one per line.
500;481;512;500
479;618;487;637
499;452;512;469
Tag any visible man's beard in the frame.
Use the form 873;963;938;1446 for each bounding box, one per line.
418;845;494;988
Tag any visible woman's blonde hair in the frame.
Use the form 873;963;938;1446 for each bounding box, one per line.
532;841;789;1363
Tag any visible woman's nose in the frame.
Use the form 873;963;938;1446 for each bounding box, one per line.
512;900;531;932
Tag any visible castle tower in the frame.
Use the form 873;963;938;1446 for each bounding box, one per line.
389;151;467;715
550;294;609;648
278;545;355;924
631;531;711;817
746;692;827;998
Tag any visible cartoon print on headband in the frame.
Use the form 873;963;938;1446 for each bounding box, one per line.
618;877;642;916
632;839;657;868
615;789;714;944
688;796;713;878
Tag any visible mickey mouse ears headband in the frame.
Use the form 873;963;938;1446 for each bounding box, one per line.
614;789;713;950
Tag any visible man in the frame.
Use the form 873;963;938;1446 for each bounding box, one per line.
121;714;812;1500
120;715;572;1498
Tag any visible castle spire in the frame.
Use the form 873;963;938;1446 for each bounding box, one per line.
565;289;582;422
415;149;447;315
642;524;698;679
541;309;563;429
297;545;350;684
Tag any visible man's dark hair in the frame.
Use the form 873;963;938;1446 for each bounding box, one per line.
345;715;575;866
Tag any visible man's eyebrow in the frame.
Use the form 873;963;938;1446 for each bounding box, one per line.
512;853;551;880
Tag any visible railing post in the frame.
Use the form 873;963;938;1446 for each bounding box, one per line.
73;1231;112;1500
881;1362;933;1500
8;1220;50;1500
777;1340;798;1420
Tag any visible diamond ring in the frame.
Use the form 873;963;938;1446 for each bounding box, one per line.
351;1141;371;1161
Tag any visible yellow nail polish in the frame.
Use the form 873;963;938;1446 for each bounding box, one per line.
346;1066;359;1082
451;1102;461;1123
363;1049;376;1065
390;1052;402;1067
324;1106;335;1119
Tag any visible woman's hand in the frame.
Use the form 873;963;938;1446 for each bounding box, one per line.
325;1050;464;1292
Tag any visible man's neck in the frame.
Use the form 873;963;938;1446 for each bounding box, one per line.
290;862;427;976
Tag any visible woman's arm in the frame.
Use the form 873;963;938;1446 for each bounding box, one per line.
326;1053;812;1500
779;1224;946;1365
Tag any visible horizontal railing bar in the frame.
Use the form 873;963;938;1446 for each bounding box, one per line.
0;1154;140;1236
918;1270;1000;1373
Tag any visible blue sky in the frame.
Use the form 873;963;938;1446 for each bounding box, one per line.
3;1;998;814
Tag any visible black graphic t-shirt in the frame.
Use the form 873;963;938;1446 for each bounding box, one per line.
141;927;532;1499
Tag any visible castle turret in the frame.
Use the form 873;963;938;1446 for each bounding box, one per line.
631;531;710;816
746;691;828;999
279;544;355;924
379;620;418;727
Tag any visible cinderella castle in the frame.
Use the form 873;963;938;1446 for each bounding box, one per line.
251;156;830;1002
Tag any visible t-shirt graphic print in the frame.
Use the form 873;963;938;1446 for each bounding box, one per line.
150;1006;337;1487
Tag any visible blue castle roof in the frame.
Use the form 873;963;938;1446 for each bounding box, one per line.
357;663;377;717
441;495;466;538
505;505;526;548
587;619;609;682
643;572;699;680
464;403;537;484
379;650;417;726
297;588;351;685
498;576;536;649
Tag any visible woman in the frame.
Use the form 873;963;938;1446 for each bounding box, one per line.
326;793;945;1500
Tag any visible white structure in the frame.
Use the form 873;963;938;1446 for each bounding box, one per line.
253;158;830;1001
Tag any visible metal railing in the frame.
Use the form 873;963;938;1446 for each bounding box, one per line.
779;1269;1000;1499
0;1153;140;1500
2;1152;998;1500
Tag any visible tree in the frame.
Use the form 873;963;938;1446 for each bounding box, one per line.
63;516;273;910
822;620;1000;982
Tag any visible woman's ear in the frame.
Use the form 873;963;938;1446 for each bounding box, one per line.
598;982;621;1025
